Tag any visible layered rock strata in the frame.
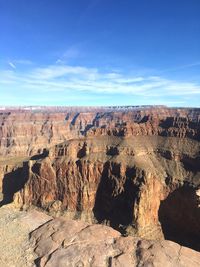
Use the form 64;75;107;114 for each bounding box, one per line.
0;107;199;157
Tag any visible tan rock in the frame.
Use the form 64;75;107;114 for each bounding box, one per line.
30;218;200;267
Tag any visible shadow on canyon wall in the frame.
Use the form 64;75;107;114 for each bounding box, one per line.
93;161;139;234
159;185;200;251
30;149;49;161
0;164;28;207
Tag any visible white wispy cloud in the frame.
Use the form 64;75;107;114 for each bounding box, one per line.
30;65;98;80
0;64;200;101
8;62;16;69
7;59;32;69
63;47;80;59
56;47;81;64
160;61;200;74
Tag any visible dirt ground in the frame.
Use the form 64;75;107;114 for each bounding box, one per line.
0;204;51;267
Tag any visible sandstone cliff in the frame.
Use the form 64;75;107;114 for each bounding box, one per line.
0;107;199;157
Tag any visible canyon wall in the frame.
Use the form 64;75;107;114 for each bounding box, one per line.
0;106;200;250
0;106;199;157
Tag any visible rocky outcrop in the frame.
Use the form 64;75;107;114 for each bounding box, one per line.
1;204;199;267
30;217;200;267
9;134;200;250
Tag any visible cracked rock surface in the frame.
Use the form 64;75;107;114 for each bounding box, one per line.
0;206;200;267
31;217;200;267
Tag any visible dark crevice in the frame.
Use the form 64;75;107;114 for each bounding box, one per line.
180;156;200;173
80;124;93;135
0;162;29;207
77;143;87;158
93;162;138;233
30;149;49;160
138;115;150;123
106;146;119;156
70;113;80;126
159;186;200;251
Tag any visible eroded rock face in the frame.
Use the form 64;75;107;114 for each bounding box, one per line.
12;135;200;244
0;107;200;252
0;107;199;157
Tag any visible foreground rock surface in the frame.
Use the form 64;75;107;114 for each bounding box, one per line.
0;206;51;267
31;217;200;267
0;205;200;267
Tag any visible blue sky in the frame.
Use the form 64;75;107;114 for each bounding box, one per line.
0;0;200;106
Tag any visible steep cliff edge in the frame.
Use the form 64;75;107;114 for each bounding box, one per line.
0;107;200;252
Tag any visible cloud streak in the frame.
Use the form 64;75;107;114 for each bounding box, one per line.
0;63;200;106
8;62;16;69
159;62;200;74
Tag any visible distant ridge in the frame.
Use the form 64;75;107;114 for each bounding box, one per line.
1;105;200;114
0;105;169;112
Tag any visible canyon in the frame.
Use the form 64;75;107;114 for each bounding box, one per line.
0;106;200;266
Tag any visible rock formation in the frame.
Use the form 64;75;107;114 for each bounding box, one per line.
30;217;200;267
0;106;200;258
0;106;199;157
1;205;200;267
